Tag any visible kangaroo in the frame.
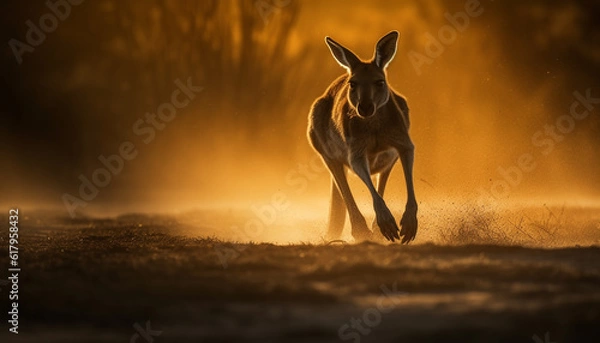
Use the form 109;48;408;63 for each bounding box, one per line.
307;31;418;243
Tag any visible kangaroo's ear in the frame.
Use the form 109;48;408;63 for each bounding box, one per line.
325;36;360;71
374;31;399;69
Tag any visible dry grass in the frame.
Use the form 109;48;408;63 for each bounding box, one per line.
435;203;598;247
438;205;514;245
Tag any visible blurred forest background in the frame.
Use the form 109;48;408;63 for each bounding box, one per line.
0;0;599;215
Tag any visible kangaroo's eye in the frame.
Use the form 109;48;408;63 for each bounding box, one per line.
348;81;357;89
376;80;386;87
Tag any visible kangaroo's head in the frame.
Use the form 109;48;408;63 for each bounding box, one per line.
325;31;399;118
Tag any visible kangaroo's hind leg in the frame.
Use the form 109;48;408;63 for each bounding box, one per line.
323;159;371;241
327;177;347;240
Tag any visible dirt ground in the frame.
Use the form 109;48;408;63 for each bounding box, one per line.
0;206;599;343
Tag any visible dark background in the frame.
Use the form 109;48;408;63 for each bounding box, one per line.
1;0;599;214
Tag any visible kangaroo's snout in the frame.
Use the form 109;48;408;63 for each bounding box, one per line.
357;102;375;117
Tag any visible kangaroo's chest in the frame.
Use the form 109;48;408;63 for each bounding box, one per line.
343;115;400;170
367;148;398;173
346;114;397;148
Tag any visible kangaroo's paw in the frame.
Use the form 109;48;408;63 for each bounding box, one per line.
399;209;418;244
377;208;400;242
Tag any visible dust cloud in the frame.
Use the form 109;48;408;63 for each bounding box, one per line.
1;1;599;244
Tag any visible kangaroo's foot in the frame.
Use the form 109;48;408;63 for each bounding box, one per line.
399;207;418;244
376;205;400;242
